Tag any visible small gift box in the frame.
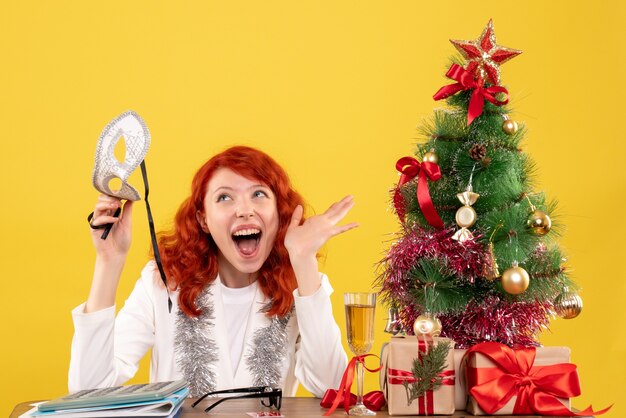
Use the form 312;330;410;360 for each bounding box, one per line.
463;342;610;416
380;336;455;415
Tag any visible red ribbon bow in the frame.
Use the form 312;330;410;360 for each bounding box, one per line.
394;157;444;229
465;342;611;416
320;389;385;412
433;64;509;125
322;355;383;416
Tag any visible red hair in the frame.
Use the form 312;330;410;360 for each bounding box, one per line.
157;146;305;318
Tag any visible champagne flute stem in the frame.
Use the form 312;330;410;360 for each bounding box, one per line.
355;357;365;406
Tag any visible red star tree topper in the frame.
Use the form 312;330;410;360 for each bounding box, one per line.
450;19;522;85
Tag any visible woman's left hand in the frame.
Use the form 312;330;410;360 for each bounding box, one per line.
285;195;359;273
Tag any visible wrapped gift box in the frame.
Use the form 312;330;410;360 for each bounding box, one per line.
381;336;456;415
464;343;572;416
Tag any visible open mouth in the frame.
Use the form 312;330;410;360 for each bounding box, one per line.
232;228;262;256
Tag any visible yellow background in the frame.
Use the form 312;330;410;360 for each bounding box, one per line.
1;1;624;416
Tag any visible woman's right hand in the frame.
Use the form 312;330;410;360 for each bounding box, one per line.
90;194;134;260
85;194;134;312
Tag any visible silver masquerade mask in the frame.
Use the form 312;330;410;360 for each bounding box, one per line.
89;110;172;311
92;110;151;201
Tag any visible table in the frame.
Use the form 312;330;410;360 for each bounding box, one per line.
10;398;589;418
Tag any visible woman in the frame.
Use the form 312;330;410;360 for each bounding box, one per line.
69;146;355;397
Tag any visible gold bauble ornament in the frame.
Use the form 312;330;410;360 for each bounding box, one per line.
502;119;518;135
413;314;442;337
501;263;529;295
554;291;583;319
527;209;552;235
423;149;438;164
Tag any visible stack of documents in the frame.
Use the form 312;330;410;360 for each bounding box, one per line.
20;381;189;418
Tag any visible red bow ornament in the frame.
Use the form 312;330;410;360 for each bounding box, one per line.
394;157;444;229
465;342;611;416
433;64;509;125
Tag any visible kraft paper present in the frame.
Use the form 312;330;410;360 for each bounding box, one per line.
381;336;456;416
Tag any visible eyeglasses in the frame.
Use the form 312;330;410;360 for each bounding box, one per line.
191;386;282;413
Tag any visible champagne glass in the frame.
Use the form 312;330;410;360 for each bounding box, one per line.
344;292;377;416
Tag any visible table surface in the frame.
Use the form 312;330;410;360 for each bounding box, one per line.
10;397;590;418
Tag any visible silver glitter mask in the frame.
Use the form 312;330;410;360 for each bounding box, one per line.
92;110;151;201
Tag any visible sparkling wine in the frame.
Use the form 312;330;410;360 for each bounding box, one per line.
345;304;375;355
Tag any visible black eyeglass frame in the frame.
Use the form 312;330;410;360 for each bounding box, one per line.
191;386;282;413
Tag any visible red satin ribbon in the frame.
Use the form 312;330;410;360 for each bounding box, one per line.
323;354;383;416
433;64;509;125
394;156;444;229
320;389;386;412
388;368;455;386
417;338;433;415
465;342;612;416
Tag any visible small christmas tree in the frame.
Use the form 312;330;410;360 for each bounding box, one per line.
378;20;583;348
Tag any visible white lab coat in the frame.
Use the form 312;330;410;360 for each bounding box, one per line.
68;262;347;397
